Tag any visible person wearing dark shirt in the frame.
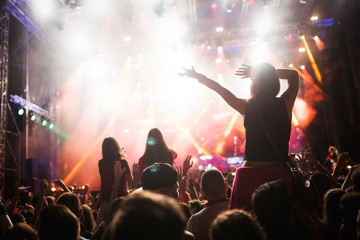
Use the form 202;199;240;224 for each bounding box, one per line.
138;128;174;183
97;137;133;223
180;63;299;210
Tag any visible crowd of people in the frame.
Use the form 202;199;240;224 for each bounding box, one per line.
1;63;360;240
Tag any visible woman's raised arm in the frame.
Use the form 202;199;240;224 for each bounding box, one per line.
180;67;247;115
278;69;299;117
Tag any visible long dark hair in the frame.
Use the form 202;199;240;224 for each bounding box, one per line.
102;137;125;165
250;62;280;100
140;128;173;167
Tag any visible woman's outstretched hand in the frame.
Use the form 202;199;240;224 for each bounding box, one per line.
179;66;201;79
235;64;252;78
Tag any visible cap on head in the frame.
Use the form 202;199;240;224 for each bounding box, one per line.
141;163;178;191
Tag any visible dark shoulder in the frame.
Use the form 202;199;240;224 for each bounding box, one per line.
98;159;104;167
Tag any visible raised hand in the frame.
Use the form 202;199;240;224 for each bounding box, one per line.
304;151;318;167
337;152;351;170
298;150;309;174
179;66;202;79
183;155;193;177
40;179;49;193
235;64;253;78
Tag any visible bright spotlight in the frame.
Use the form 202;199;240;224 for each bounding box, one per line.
123;36;131;42
49;123;54;129
215;58;223;63
18;108;25;116
298;47;305;52
30;114;37;121
31;0;56;21
300;35;305;39
211;3;218;10
311;16;318;21
41;119;48;126
216;27;224;32
289;64;294;68
314;36;319;40
301;65;305;70
256;14;273;36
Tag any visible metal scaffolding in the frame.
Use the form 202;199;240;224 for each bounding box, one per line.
0;5;10;196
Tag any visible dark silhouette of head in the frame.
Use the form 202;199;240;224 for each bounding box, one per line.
38;204;80;240
323;188;345;240
310;172;332;198
250;63;280;99
102;137;124;165
3;223;39;240
339;192;360;240
56;192;82;218
141;128;173;167
251;179;292;238
109;191;186;240
210;209;266;240
351;168;360;192
200;169;227;201
141;163;179;199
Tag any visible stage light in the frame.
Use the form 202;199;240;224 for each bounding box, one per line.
18;108;25;116
256;15;272;36
314;36;319;40
49;123;54;129
31;0;56;21
215;58;223;63
30;114;37;121
123;36;131;42
289;64;294;68
300;35;305;39
211;3;218;10
216;27;224;32
298;47;305;52
311;16;318;21
41;119;48;126
301;65;305;70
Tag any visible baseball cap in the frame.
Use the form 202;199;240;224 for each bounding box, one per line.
141;163;178;191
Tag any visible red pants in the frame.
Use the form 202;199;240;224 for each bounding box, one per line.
230;163;292;212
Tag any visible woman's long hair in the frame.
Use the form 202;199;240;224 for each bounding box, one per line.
102;137;125;165
140;128;173;167
250;63;280;100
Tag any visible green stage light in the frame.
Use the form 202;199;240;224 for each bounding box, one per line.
30;114;37;121
41;119;48;126
18;108;25;116
49;123;54;129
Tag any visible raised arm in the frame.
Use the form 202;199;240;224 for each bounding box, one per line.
278;69;299;117
180;67;247;115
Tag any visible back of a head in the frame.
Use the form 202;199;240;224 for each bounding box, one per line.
141;163;178;193
102;137;122;162
323;188;345;224
56;192;81;217
351;168;360;192
38;205;80;240
251;179;292;232
111;197;126;215
251;62;279;99
340;192;360;225
142;128;173;166
201;169;226;200
210;209;266;240
3;223;39;240
109;191;186;240
310;172;332;198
